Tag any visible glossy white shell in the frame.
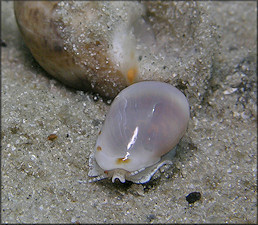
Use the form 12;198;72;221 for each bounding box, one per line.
89;81;190;183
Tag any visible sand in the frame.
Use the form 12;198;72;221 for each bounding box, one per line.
1;1;257;223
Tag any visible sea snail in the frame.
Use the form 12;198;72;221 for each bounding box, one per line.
89;81;190;183
13;1;152;98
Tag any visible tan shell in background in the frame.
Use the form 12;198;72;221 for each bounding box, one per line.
14;1;217;102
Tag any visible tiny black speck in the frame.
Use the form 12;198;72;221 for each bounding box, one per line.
229;46;238;51
186;192;201;204
1;40;7;47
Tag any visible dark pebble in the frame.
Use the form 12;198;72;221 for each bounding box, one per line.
1;40;7;47
186;191;201;204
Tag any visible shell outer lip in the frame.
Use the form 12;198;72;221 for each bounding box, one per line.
88;146;177;184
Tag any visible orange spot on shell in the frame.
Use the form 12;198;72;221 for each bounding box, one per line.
116;157;131;164
96;146;102;151
127;68;137;84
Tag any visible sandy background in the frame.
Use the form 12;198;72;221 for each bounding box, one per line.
1;1;257;223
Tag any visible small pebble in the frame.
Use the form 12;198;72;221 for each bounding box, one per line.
1;39;7;47
186;192;201;204
47;134;58;141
